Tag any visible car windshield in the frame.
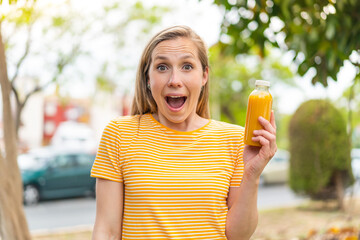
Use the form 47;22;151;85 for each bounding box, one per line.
18;154;48;170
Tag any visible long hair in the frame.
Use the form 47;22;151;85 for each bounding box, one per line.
131;25;210;119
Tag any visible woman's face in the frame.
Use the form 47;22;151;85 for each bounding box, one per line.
148;37;208;125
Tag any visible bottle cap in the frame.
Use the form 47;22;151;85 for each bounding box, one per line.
255;80;270;87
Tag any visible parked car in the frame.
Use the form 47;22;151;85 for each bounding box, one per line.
50;121;97;152
260;149;290;186
352;148;360;180
18;147;96;205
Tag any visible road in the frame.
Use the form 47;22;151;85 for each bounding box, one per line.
25;197;96;234
257;184;308;210
26;184;313;233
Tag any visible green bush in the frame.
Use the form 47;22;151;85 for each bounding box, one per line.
288;100;353;202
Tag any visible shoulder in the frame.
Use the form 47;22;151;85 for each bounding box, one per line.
209;119;244;135
206;120;244;146
102;115;142;136
204;120;245;157
110;115;141;127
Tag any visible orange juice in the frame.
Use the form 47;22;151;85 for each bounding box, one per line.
244;80;273;147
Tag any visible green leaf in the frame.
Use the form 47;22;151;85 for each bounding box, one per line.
104;2;120;12
52;16;66;27
327;51;336;70
325;21;336;40
280;0;291;19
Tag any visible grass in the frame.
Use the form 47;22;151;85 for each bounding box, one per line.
31;198;360;240
252;197;360;239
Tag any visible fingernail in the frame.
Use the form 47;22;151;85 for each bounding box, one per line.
253;130;259;134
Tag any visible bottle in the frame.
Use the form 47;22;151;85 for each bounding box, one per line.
244;80;273;147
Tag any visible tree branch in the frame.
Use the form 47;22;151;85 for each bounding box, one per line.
56;42;81;72
22;42;82;107
22;85;42;107
10;23;33;84
11;81;21;106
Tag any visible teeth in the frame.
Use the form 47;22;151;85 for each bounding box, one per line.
168;96;183;98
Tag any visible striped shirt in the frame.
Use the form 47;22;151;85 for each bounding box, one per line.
91;113;245;239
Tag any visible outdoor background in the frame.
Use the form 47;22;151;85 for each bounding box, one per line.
0;0;360;239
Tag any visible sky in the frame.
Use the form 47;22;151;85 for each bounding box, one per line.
273;61;356;114
2;0;357;116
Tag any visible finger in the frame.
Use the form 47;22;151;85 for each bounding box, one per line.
258;116;276;134
252;136;277;160
253;129;276;145
252;135;270;148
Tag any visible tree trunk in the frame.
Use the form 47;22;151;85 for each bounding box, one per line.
15;102;24;139
334;171;345;211
0;21;31;240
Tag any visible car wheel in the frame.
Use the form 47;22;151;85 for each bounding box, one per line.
24;185;40;205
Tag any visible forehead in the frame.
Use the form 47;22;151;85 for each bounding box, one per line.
152;37;199;60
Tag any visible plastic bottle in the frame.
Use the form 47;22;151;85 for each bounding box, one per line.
244;80;273;147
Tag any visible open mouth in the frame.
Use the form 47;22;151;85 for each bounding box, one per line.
165;96;187;110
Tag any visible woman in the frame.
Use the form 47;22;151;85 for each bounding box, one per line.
91;25;277;240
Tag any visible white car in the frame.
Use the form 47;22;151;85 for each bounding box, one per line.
260;149;290;186
51;121;97;152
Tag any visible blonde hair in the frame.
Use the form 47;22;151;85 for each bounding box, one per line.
131;25;210;119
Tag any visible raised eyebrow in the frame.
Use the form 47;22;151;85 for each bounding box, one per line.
153;55;168;61
180;54;196;60
153;54;196;61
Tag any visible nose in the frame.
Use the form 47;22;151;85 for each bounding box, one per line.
167;69;183;88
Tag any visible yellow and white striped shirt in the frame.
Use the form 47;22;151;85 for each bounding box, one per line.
91;113;244;239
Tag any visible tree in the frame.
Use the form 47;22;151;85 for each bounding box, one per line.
212;0;360;143
0;2;33;238
288;100;353;209
4;0;167;137
0;0;166;239
212;0;360;86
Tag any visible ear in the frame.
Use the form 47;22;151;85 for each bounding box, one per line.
202;66;209;86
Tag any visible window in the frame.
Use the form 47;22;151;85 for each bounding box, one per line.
54;154;77;169
76;154;95;167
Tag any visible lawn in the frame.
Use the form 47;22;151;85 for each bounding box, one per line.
253;197;360;240
32;197;360;240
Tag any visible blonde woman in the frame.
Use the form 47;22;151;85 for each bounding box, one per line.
91;25;277;240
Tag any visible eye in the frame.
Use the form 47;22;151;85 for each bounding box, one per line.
183;64;193;71
156;64;168;72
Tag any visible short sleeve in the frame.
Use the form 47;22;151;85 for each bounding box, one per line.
90;120;123;182
230;142;245;187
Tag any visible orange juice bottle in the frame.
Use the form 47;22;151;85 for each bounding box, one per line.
244;80;273;147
